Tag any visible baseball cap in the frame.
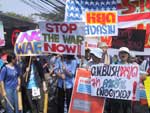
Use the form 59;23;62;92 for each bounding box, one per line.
90;48;103;59
119;47;130;54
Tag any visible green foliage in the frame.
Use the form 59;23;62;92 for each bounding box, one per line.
5;12;34;22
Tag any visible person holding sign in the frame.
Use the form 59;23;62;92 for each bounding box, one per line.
55;55;77;113
0;53;21;113
110;47;132;113
22;56;46;113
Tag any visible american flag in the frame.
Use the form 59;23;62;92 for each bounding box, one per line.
65;0;117;22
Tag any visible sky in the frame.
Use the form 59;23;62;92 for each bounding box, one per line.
0;0;40;16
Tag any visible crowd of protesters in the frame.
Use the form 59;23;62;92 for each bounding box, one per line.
0;42;150;113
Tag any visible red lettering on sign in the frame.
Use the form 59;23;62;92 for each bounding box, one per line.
44;43;76;54
46;23;77;33
11;29;21;46
118;0;150;15
91;78;100;88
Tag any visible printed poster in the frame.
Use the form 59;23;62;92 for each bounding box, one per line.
69;68;105;113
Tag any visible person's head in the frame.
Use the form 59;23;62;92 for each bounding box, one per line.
118;47;130;63
7;53;16;65
98;42;108;54
85;48;91;60
112;55;118;64
129;52;137;63
90;48;103;64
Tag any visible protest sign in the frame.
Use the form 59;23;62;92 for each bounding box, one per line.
39;22;85;55
65;0;117;22
0;21;5;46
112;29;146;51
69;68;105;113
91;64;140;100
144;77;150;107
65;0;117;36
85;11;118;36
14;29;42;56
85;37;98;49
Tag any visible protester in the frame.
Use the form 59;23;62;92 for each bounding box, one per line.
88;48;103;67
129;52;137;64
0;53;21;113
112;55;119;64
98;42;112;64
22;56;47;113
79;55;88;68
110;47;131;113
55;55;77;113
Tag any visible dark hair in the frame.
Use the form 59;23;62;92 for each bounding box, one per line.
7;53;16;63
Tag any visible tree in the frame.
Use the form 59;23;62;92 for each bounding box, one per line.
4;12;34;22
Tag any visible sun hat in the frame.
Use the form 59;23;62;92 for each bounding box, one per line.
119;47;130;54
90;48;103;59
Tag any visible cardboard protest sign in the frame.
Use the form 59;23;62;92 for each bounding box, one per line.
0;21;5;46
39;22;85;55
85;11;118;36
144;77;150;107
69;68;105;113
112;29;146;51
91;64;140;100
14;29;42;56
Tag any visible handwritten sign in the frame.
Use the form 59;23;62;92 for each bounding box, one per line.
14;29;42;56
85;11;118;36
0;21;5;46
69;68;105;113
91;64;140;100
144;77;150;107
39;22;85;55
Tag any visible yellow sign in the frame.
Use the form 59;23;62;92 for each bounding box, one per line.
144;76;150;107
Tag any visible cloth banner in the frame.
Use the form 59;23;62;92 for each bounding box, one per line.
39;22;85;55
69;68;105;113
65;0;117;36
0;21;5;46
14;29;43;56
91;64;140;100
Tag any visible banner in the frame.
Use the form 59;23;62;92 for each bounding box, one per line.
0;21;5;46
144;77;150;107
14;29;42;56
91;64;140;100
112;29;146;51
69;68;105;113
39;22;85;55
85;11;118;36
65;0;117;22
65;0;117;36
